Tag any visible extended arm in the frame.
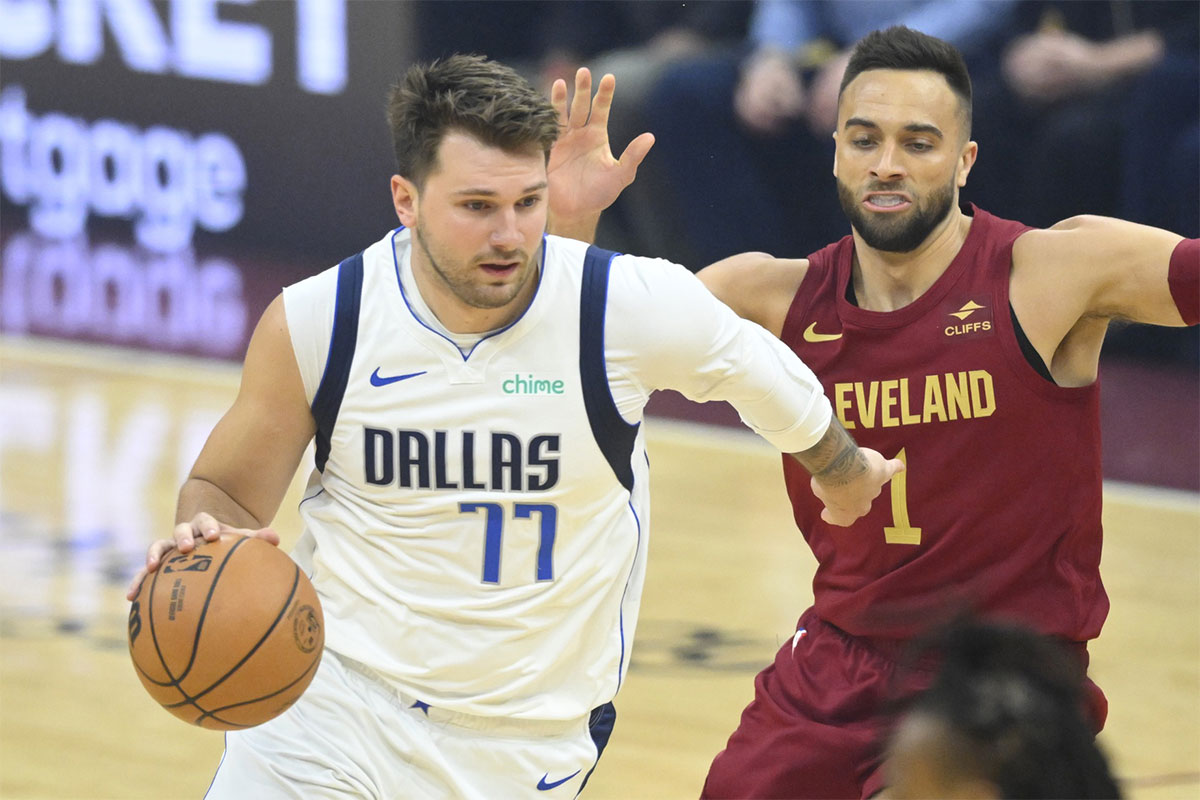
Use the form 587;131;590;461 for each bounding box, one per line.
126;295;316;598
612;255;902;525
1010;217;1196;386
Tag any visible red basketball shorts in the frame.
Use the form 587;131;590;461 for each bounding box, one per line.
700;607;1107;799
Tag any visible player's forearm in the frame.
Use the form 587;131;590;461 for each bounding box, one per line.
788;415;869;485
176;476;266;529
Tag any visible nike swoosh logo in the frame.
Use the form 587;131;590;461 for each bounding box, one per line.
370;368;427;387
536;770;581;791
802;322;843;343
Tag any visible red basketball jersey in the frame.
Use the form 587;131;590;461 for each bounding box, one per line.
781;206;1108;644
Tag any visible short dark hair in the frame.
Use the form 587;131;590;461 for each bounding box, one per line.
386;54;560;187
840;26;973;135
893;622;1122;799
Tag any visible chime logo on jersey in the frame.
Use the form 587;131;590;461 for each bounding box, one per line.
945;299;993;337
362;428;561;491
502;373;565;395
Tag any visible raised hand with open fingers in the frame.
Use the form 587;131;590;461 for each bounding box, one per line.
548;67;655;242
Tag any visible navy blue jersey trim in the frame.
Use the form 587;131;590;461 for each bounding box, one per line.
312;251;364;473
578;702;617;796
579;246;639;493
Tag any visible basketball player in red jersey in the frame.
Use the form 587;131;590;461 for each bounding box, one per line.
546;23;1197;800
684;26;1199;799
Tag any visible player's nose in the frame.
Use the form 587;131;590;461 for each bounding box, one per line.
489;208;522;250
869;141;907;182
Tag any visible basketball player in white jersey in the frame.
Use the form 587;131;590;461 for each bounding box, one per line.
128;56;903;798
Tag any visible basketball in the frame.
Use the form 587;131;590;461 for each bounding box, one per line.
127;534;324;730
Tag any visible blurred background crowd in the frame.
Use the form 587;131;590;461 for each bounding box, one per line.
1;0;1196;370
415;0;1199;364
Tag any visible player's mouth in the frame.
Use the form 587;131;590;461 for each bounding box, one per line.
478;259;521;277
863;192;912;212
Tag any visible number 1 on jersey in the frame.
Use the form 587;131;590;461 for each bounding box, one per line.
884;447;921;545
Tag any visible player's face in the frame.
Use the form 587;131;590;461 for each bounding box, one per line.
392;130;547;333
833;69;976;253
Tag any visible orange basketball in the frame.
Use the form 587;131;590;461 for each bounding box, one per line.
127;534;324;730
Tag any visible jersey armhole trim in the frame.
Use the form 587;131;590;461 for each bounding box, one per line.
580;246;640;493
312;251;365;473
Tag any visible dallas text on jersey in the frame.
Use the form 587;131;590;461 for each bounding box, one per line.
363;428;561;491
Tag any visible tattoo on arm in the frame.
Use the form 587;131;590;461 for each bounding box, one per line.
790;416;867;486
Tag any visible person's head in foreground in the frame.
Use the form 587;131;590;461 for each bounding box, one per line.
884;621;1121;799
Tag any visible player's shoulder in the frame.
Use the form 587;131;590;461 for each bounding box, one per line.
282;259;341;324
698;251;810;292
1012;214;1156;272
1015;213;1150;249
697;252;810;336
545;234;678;269
545;235;696;298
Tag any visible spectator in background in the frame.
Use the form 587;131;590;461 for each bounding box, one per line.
412;1;752;259
976;0;1200;364
411;1;557;80
540;2;753;258
640;0;1018;269
978;0;1199;234
884;621;1123;800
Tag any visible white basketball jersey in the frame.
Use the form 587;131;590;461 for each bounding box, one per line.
282;228;831;721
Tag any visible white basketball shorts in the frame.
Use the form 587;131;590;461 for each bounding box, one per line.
204;651;614;799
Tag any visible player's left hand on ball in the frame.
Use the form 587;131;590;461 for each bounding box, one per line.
125;517;281;601
811;448;905;527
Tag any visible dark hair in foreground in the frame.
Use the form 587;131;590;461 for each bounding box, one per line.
386;54;560;186
894;621;1121;799
841;26;973;135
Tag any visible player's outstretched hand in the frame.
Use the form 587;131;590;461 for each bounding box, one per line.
125;513;281;600
548;67;655;238
811;448;905;527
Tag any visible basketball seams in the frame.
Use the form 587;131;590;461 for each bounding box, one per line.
178;536;253;685
128;536;325;730
132;537;244;690
195;655;321;727
172;563;303;708
142;565;172;686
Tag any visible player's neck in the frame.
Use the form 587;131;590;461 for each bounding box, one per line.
850;209;972;312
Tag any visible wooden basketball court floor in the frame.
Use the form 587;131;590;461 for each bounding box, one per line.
1;334;1196;799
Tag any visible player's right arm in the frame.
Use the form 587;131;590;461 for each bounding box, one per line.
696;252;811;338
694;253;900;522
125;294;316;599
610;252;901;526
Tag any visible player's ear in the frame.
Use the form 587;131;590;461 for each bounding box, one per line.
956;140;977;188
392;175;419;226
831;131;839;179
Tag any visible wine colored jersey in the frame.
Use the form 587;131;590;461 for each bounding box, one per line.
780;206;1108;644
